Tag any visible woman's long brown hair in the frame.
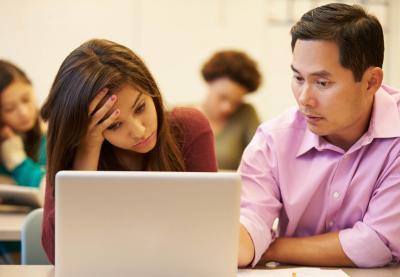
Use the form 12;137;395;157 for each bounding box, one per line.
0;60;42;161
41;39;185;187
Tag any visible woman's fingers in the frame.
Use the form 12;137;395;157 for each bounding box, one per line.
88;88;108;115
99;109;120;130
89;95;117;129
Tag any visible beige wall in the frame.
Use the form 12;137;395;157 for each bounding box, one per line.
387;0;400;89
1;0;398;121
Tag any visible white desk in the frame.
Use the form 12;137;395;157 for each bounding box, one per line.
0;177;32;241
0;265;399;277
0;265;53;276
0;210;27;241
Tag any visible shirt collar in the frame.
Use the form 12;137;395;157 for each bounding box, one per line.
296;125;320;157
296;85;400;157
369;85;400;139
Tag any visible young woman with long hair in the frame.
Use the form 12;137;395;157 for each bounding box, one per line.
40;39;217;264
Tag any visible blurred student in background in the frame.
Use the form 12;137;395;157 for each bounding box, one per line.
0;60;46;188
0;60;47;263
197;50;262;170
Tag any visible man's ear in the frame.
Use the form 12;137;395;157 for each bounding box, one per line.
364;67;383;94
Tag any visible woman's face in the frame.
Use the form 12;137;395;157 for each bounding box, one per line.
206;77;247;120
0;80;38;133
102;85;158;154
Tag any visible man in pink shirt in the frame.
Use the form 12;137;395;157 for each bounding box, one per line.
238;3;400;268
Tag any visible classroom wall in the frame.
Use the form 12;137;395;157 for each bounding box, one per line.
1;0;398;121
386;0;400;89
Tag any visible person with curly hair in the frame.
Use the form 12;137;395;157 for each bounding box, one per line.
197;50;262;170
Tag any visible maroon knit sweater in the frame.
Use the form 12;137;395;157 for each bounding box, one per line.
41;107;218;264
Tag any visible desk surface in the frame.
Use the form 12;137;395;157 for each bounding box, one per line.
0;178;28;240
0;265;399;277
0;210;27;241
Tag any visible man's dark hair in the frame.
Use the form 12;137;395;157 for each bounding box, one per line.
290;3;384;81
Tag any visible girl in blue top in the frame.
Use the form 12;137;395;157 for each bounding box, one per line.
0;60;46;189
0;60;47;264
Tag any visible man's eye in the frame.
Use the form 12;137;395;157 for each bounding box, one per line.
316;80;331;88
294;76;303;82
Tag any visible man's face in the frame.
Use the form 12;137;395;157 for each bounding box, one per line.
291;39;374;148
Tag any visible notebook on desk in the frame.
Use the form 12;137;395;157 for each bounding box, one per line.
0;184;43;208
55;171;241;277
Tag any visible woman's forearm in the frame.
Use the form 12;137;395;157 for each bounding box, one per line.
73;144;101;170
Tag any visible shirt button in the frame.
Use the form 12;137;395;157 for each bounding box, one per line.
333;191;340;199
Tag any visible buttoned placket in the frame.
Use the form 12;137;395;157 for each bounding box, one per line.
325;153;354;231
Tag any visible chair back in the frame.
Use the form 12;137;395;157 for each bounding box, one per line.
21;208;49;264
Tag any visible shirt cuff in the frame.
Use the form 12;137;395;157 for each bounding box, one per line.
240;209;273;267
339;222;392;267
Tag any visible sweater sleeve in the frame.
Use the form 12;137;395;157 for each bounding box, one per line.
11;158;45;188
171;108;218;172
243;104;261;146
11;136;46;188
41;175;55;264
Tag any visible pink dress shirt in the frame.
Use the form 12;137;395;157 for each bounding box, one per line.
239;85;400;267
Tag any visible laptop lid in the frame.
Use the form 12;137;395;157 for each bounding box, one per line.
55;171;241;277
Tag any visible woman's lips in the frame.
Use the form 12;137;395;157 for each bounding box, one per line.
132;132;155;148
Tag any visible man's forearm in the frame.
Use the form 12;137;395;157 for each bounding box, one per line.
262;232;355;267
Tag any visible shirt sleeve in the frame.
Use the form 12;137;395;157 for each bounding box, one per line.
4;135;46;188
339;154;400;267
41;176;55;265
238;126;282;267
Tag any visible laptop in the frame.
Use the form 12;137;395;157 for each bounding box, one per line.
55;171;241;277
